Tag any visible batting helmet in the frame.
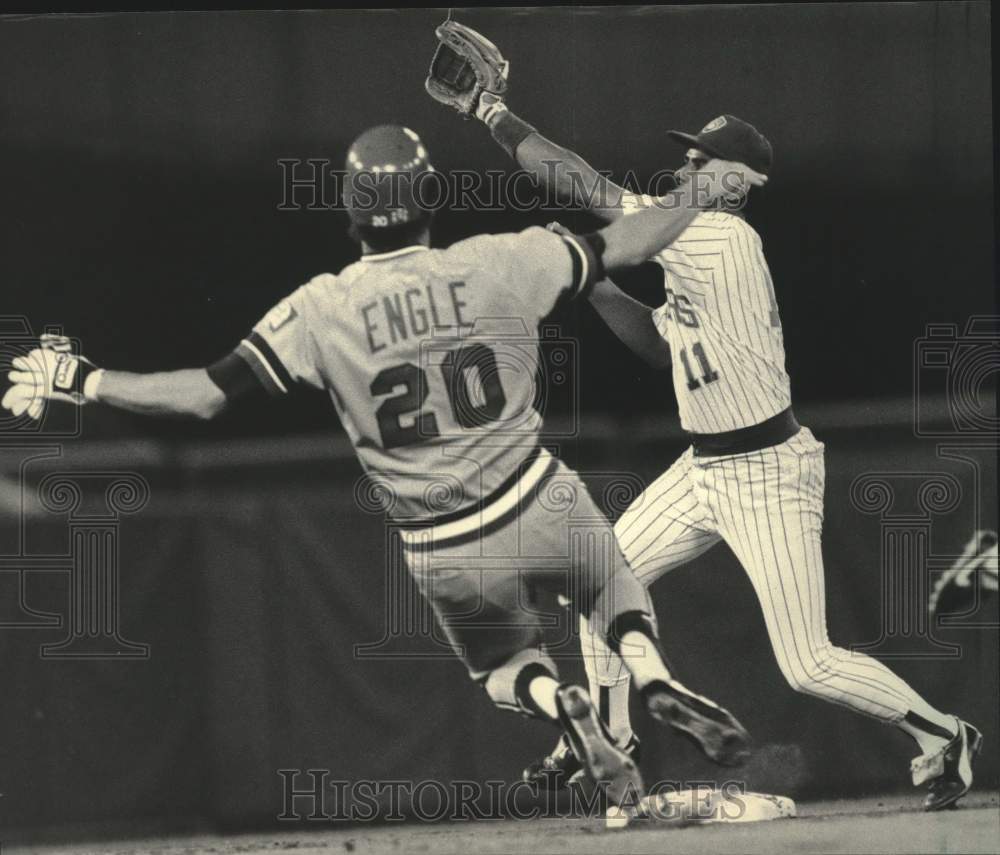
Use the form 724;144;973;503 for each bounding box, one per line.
344;125;436;228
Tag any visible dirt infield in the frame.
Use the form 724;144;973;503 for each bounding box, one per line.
10;792;999;855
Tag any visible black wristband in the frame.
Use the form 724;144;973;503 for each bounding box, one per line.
489;110;537;160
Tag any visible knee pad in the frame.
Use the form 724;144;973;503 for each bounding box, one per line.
482;648;558;720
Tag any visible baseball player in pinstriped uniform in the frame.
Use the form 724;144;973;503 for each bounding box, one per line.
448;30;982;809
3;124;767;809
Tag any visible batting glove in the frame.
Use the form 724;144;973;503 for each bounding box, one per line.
3;334;103;420
476;90;508;125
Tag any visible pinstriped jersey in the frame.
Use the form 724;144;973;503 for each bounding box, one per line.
233;227;594;518
623;195;791;433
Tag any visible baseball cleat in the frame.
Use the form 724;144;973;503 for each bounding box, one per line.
911;718;982;811
642;678;752;766
523;731;641;790
555;684;644;813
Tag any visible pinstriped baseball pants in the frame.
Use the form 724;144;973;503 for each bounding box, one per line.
583;427;927;722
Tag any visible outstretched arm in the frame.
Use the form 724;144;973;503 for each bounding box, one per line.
4;290;320;424
509;126;629;223
6;283;326;428
593;161;766;271
544;221;668;368
3;335;243;422
589;278;670;370
423;21;629;221
92;369;226;420
425;21;755;226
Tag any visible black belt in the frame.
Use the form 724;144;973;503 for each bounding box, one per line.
688;407;800;457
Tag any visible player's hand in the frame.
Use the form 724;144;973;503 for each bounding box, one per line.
2;336;102;420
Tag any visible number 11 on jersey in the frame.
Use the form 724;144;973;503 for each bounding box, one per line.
679;341;719;391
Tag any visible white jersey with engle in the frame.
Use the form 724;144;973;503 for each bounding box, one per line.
623;196;791;434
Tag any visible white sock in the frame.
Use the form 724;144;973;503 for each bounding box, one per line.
527;674;561;721
619;630;672;691
596;680;634;745
581;614;635;744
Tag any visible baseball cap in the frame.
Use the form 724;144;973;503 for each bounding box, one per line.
667;115;773;175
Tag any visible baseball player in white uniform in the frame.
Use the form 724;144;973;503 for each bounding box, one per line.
455;35;981;810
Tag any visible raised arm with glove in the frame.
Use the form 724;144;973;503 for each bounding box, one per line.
425;19;623;216
425;19;765;369
424;17;766;263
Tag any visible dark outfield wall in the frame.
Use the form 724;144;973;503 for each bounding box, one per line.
1;420;996;831
0;4;993;440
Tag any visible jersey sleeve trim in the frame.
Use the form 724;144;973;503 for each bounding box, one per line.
561;233;602;299
235;331;293;396
206;350;266;402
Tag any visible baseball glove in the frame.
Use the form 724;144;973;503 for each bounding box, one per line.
425;19;509;119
